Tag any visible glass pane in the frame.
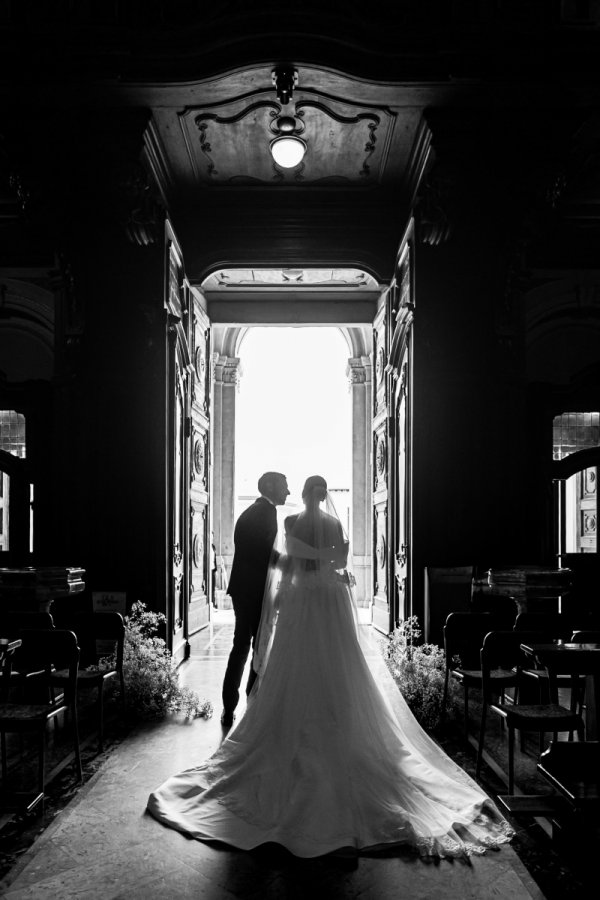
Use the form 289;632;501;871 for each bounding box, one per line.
0;472;9;551
0;410;26;459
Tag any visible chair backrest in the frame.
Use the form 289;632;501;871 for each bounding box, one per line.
2;612;55;670
443;611;514;669
514;612;573;640
53;612;124;668
17;628;79;694
480;630;523;688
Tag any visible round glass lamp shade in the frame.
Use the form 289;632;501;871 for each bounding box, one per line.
270;136;306;168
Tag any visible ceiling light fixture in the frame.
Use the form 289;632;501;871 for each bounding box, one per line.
270;66;306;168
270;135;306;168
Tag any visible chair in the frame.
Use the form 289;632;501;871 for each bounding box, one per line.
476;630;585;793
442;611;514;743
0;611;55;696
51;612;125;750
514;614;584;741
0;629;82;813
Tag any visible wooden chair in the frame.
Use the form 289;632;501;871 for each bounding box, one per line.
0;629;82;814
476;630;584;793
442;611;514;743
0;611;55;697
51;612;125;750
514;615;584;743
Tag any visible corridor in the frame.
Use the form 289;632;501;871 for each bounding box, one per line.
0;618;544;900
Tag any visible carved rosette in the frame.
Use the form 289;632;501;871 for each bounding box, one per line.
375;432;387;485
191;506;207;594
584;513;597;536
192;431;208;487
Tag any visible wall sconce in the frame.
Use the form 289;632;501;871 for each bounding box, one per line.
270;66;306;168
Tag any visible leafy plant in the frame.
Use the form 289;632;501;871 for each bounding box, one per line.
382;616;457;731
100;601;213;721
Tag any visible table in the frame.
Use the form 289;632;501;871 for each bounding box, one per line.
520;641;600;740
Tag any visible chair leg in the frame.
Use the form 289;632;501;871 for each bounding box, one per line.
72;701;82;782
463;684;469;745
508;725;515;794
97;685;104;752
476;699;487;778
38;730;45;814
1;731;6;785
568;676;579;741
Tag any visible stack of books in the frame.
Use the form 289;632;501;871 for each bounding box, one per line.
36;567;86;595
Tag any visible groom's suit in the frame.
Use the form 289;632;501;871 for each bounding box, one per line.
222;496;278;713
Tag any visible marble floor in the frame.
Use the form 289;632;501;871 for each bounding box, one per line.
0;615;548;900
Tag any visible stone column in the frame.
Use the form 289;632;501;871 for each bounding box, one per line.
347;356;372;606
211;354;242;596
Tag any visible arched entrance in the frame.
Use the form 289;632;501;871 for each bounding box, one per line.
207;272;375;609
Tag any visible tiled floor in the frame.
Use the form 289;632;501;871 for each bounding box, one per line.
0;615;548;899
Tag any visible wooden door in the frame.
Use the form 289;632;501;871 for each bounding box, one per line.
165;223;211;661
389;228;414;626
372;300;391;634
188;294;211;636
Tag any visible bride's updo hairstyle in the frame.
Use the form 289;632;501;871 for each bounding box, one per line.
301;475;327;502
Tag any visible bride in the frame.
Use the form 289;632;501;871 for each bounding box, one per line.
147;475;513;858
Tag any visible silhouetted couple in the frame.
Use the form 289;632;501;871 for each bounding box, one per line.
148;471;513;858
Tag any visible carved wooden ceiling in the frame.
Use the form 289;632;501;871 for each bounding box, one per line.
177;93;395;188
143;65;427;206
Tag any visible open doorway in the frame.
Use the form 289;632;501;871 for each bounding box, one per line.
235;327;351;526
210;323;373;619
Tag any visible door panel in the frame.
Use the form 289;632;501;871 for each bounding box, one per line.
165;223;211;660
189;294;211;635
390;234;413;625
372;301;390;634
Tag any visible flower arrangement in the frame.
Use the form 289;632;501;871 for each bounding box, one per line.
382;616;457;731
101;601;213;720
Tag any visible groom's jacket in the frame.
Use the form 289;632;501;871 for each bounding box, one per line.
227;497;277;601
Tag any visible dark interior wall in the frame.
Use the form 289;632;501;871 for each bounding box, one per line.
410;134;534;620
53;224;167;611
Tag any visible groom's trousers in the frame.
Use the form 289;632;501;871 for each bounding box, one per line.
222;593;262;713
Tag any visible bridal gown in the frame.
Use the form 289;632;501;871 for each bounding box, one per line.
147;548;513;858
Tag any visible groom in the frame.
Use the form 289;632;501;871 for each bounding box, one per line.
221;471;289;727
